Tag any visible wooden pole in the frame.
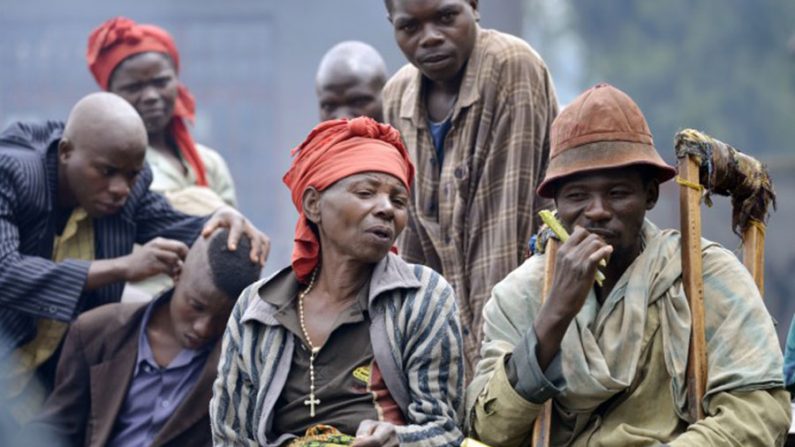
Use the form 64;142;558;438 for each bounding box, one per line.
532;238;558;447
678;156;708;421
742;222;766;297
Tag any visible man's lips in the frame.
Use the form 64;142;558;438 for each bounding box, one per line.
419;53;452;65
586;228;617;239
97;202;123;213
185;333;207;347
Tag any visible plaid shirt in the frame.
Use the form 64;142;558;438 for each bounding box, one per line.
383;27;558;373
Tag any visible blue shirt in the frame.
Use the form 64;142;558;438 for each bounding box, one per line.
428;117;452;168
107;291;210;447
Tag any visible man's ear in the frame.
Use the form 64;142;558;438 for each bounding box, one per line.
58;138;74;163
470;0;480;19
302;186;322;225
646;180;660;210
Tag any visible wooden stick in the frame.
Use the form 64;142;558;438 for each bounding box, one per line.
679;156;708;421
532;238;558;447
742;222;766;297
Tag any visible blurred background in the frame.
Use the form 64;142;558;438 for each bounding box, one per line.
1;0;793;343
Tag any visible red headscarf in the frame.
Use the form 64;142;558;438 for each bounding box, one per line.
283;117;415;282
86;17;208;186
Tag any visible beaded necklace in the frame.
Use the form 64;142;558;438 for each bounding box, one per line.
298;268;320;417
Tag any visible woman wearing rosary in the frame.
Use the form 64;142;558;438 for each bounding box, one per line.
210;117;464;446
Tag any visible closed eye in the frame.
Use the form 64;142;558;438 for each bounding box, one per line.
564;192;587;201
391;196;408;208
396;20;418;33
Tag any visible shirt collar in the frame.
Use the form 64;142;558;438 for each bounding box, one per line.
135;289;208;374
399;25;485;127
241;252;422;326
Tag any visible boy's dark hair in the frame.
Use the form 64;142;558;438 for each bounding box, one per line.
207;229;262;299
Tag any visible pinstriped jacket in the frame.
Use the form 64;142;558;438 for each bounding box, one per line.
210;253;465;446
0;121;205;356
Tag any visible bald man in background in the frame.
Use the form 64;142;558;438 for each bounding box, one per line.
0;92;270;423
316;41;388;122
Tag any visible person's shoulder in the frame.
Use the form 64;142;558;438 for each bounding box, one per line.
194;143;228;165
497;253;546;292
72;302;146;337
0;121;61;166
396;258;458;305
235;266;294;322
480;28;545;65
0;120;63;149
383;63;419;99
477;28;551;87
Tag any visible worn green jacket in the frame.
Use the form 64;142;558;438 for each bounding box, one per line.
468;222;790;446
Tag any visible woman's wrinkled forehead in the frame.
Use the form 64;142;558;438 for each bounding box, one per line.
323;171;408;193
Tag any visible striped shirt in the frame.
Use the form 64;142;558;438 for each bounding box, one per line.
210;253;465;446
383;27;559;374
3;207;94;422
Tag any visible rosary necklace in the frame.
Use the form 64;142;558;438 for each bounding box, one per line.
298;268;320;417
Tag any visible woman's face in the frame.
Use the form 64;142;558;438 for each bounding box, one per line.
108;51;178;136
309;172;409;264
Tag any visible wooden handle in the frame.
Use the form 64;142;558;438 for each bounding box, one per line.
679;156;708;421
742;223;765;297
532;238;559;447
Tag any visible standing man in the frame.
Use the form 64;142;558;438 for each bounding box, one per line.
316;41;389;122
382;0;558;372
0;92;269;422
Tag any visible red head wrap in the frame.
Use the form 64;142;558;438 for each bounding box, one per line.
86;17;207;186
283;117;415;282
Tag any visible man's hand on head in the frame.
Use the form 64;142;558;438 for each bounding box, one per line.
201;206;271;266
352;420;398;447
121;237;189;282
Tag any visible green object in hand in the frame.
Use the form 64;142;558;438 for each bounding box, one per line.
538;210;606;286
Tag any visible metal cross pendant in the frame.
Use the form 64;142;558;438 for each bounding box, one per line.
304;394;321;417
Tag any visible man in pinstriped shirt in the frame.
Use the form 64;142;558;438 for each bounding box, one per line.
0;93;270;417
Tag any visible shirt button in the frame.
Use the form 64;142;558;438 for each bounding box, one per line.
48;306;57;314
454;167;464;179
161;400;169;408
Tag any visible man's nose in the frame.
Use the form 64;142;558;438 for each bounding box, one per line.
108;175;131;199
584;196;612;221
194;317;212;339
419;25;444;48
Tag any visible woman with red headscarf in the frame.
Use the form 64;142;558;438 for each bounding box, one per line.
87;17;236;215
210;117;464;446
